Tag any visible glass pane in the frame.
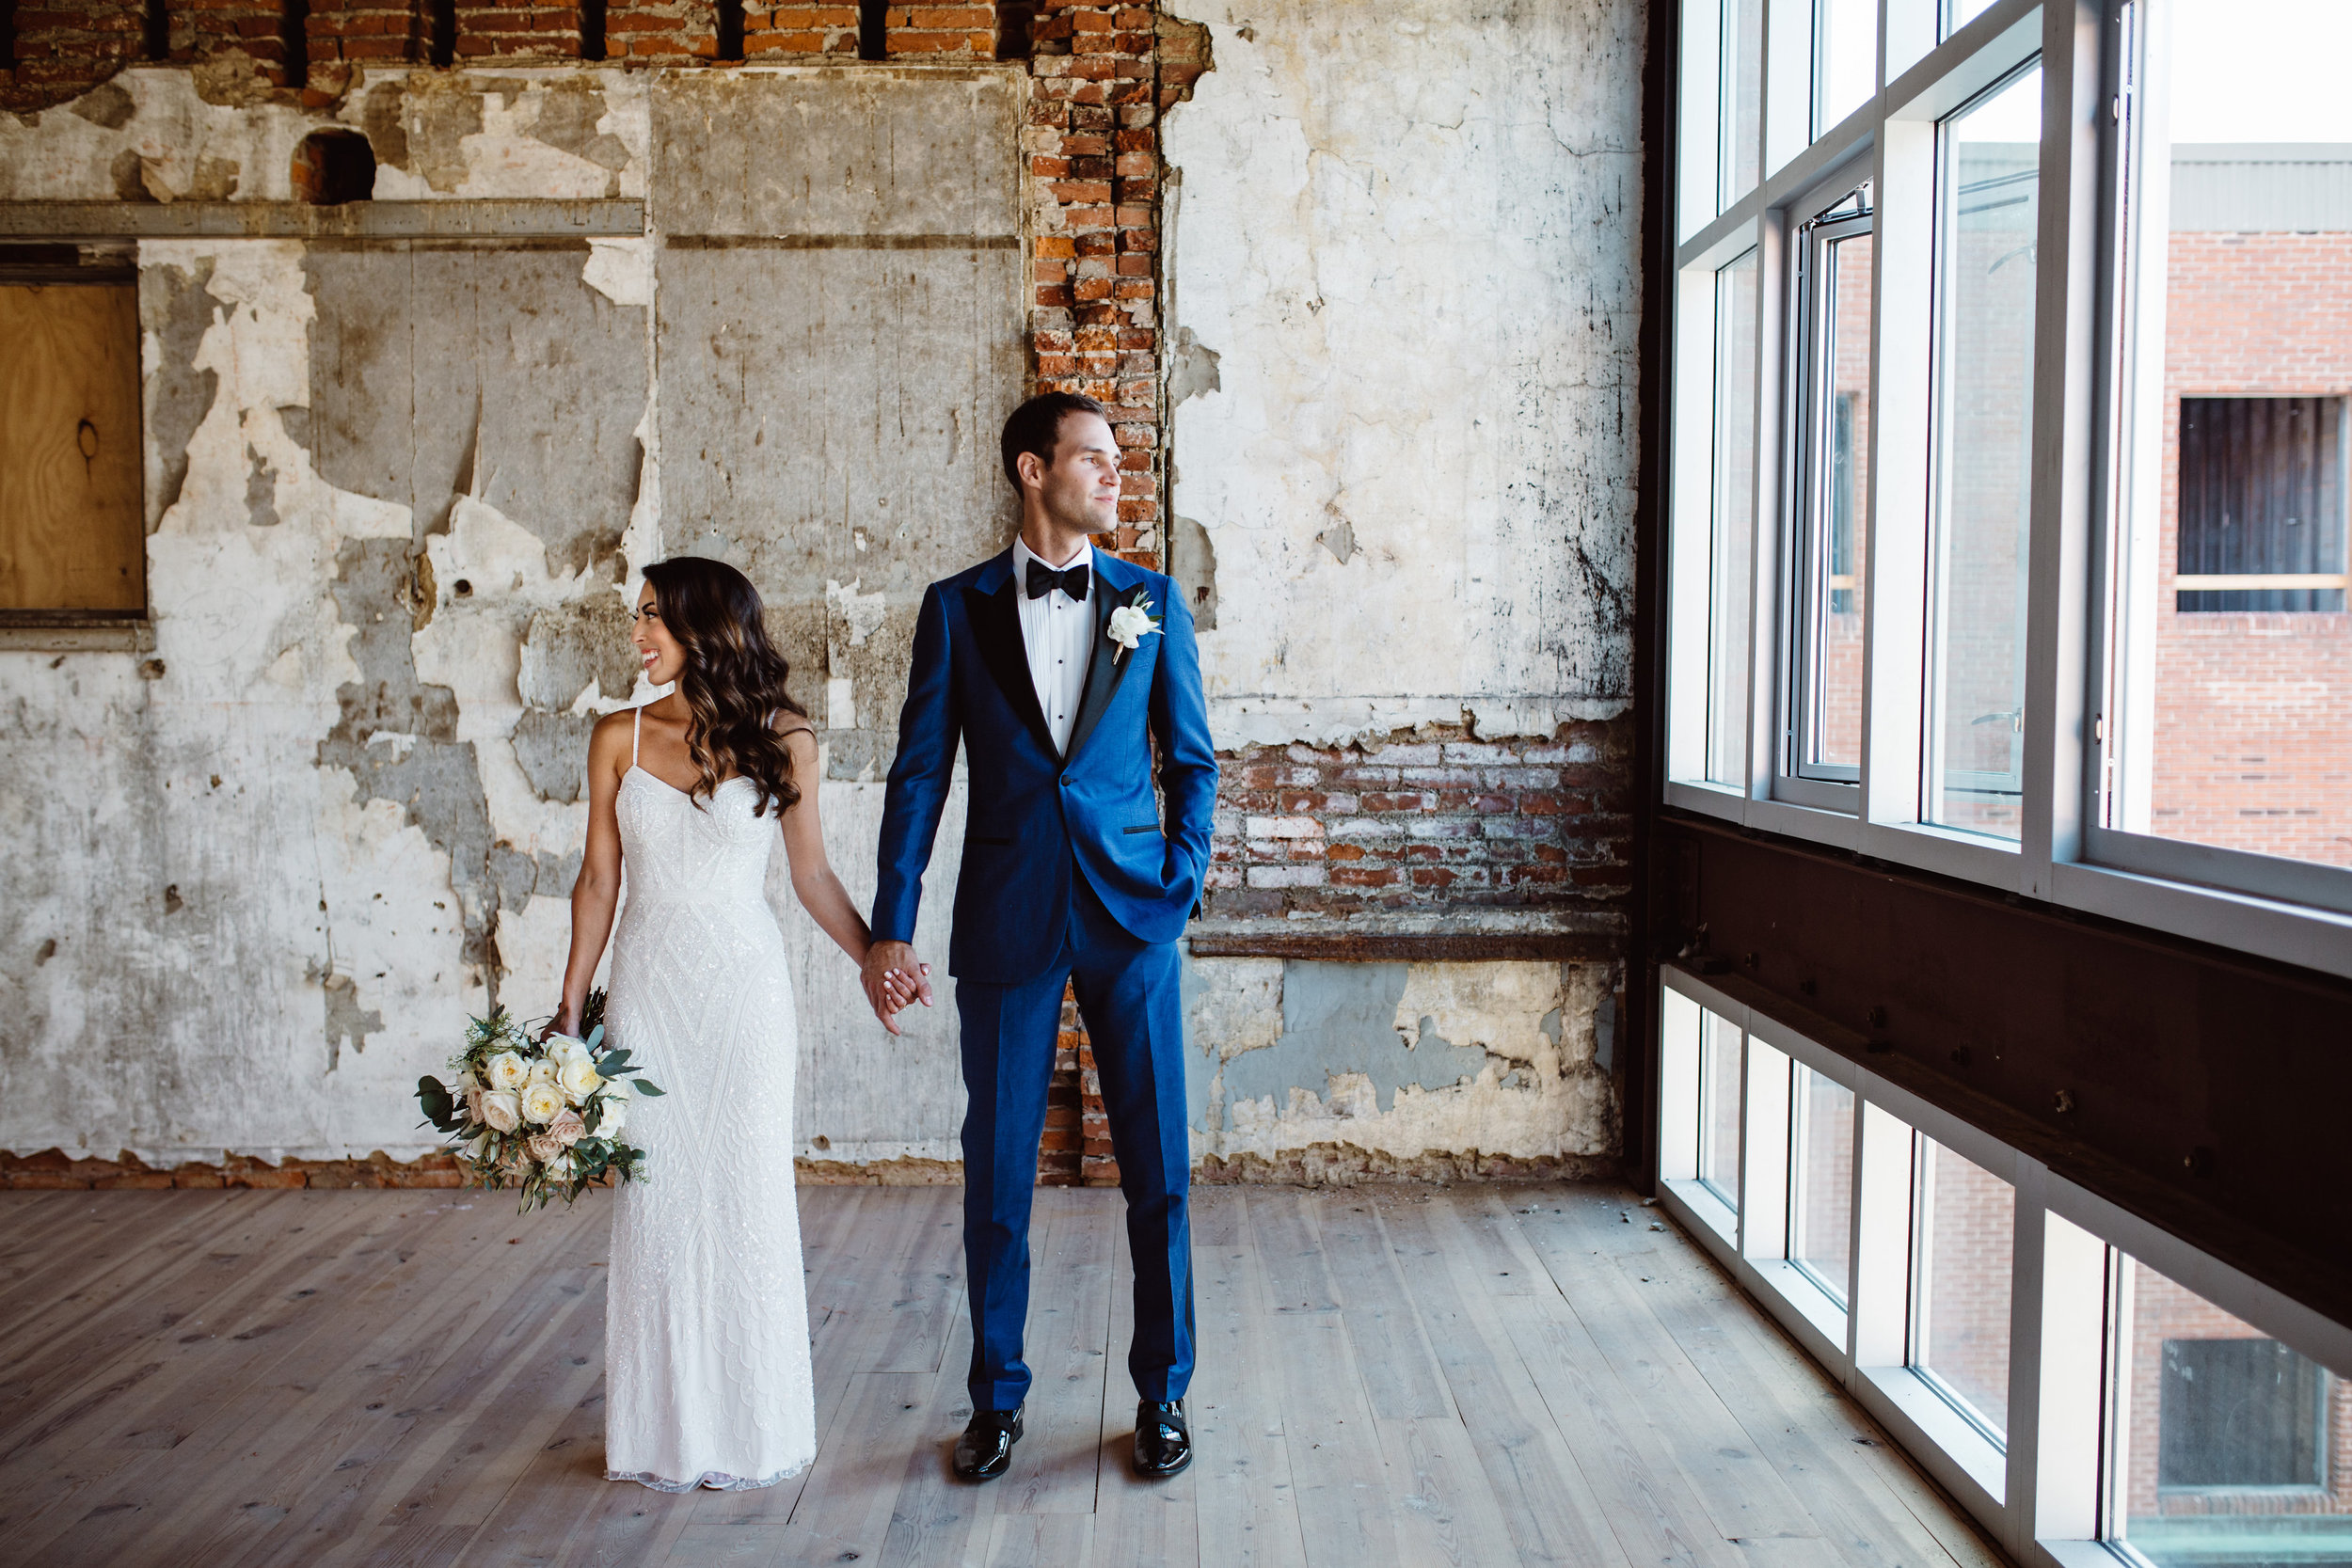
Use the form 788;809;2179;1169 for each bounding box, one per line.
1788;1065;1854;1305
1721;0;1762;207
2112;1257;2352;1565
2113;0;2352;871
1929;65;2040;840
1913;1139;2014;1438
1799;220;1871;777
1944;0;1994;36
1815;0;1876;135
1709;250;1761;785
1698;1012;1742;1206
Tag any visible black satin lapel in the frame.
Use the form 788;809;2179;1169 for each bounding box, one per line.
1064;583;1141;764
964;582;1057;756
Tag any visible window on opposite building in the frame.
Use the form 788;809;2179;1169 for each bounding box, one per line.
2174;397;2348;613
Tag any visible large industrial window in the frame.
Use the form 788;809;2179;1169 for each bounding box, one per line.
1656;967;2352;1559
1927;65;2040;841
1784;184;1873;803
1666;0;2352;972
2173;397;2347;613
2097;0;2352;911
0;279;144;621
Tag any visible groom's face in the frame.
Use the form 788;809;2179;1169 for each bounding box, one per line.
1031;412;1122;536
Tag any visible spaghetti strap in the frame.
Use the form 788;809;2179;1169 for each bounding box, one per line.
631;705;643;768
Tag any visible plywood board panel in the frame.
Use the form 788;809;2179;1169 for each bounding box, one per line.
0;283;142;612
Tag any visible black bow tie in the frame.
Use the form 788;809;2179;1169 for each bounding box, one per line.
1025;560;1090;601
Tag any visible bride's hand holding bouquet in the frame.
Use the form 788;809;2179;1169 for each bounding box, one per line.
416;987;666;1212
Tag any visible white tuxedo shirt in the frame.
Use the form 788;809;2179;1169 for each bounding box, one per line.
1011;535;1096;754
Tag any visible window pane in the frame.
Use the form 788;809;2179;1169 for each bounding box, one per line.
1943;0;1994;36
1788;1065;1853;1305
1815;0;1876;135
1698;1012;1742;1206
1928;66;2040;841
2112;1;2352;871
1720;0;1762;207
1913;1140;2013;1438
1709;250;1761;785
2112;1257;2352;1566
1794;204;1872;781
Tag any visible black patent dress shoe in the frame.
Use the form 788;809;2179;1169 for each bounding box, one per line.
952;1407;1024;1481
1132;1400;1192;1479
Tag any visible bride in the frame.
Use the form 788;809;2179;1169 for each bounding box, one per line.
548;556;879;1491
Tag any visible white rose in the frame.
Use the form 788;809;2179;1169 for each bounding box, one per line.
483;1052;527;1093
547;1034;589;1066
480;1091;521;1132
520;1080;565;1126
557;1053;601;1104
1106;602;1160;652
526;1056;559;1088
597;1092;628;1137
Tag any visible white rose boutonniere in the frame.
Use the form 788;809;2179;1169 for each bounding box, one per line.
1106;595;1162;664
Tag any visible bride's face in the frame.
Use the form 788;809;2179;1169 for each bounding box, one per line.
632;585;686;686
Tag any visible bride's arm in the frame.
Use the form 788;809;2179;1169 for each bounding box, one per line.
776;727;874;966
552;712;632;1036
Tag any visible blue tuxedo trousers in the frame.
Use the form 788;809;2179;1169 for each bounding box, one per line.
958;871;1194;1412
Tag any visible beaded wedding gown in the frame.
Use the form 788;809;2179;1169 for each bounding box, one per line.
603;708;817;1491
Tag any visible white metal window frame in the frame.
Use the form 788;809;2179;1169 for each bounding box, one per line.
1662;0;2352;980
1656;965;2352;1567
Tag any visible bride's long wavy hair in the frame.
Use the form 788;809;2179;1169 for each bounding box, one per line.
640;557;808;818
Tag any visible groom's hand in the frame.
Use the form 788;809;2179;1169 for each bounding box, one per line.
863;941;934;1036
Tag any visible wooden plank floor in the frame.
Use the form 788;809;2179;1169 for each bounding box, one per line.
0;1184;2010;1568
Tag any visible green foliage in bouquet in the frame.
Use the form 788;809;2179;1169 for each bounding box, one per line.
415;988;667;1212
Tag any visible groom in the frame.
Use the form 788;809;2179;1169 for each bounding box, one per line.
863;392;1218;1482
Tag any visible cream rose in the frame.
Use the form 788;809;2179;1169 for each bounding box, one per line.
526;1056;559;1088
526;1130;564;1164
465;1085;486;1124
520;1080;564;1126
557;1053;601;1104
480;1090;521;1132
483;1051;527;1093
548;1109;586;1147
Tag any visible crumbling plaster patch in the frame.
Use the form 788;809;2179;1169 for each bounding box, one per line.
1161;0;1645;749
1184;956;1618;1166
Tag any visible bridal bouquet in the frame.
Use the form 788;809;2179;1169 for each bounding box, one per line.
415;990;664;1212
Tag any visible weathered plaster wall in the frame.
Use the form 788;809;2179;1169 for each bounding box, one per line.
0;65;1009;1168
1162;0;1644;747
1150;0;1645;1176
3;0;1651;1183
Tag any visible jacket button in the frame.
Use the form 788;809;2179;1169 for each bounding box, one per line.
1059;775;1072;787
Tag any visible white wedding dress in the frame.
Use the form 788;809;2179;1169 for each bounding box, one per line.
603;707;817;1491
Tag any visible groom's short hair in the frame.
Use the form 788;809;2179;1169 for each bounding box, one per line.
1001;391;1110;489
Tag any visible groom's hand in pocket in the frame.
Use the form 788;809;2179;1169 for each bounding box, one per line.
863;941;933;1036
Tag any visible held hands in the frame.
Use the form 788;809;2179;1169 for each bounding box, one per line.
861;941;933;1036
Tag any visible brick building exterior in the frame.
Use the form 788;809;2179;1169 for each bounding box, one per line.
2152;230;2352;868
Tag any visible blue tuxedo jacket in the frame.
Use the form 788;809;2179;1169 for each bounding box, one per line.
873;548;1219;985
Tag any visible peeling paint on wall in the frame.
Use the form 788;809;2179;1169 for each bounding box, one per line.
1163;0;1645;750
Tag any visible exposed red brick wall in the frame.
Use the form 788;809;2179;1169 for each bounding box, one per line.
882;2;991;55
3;0;149;111
0;1147;466;1189
455;0;584;58
306;0;427;78
741;0;856;56
1202;720;1634;917
602;0;714;57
